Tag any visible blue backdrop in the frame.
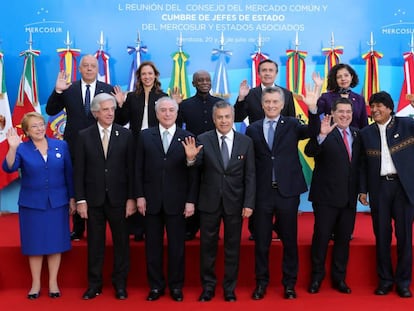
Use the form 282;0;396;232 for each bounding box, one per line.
1;0;414;212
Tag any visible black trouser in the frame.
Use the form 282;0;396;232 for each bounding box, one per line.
310;203;356;283
86;200;130;290
371;178;414;288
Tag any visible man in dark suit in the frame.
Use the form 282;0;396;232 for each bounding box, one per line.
183;101;256;302
176;70;222;241
234;59;295;240
136;97;198;302
245;85;320;300
74;93;136;300
46;54;115;241
305;98;360;295
359;91;414;298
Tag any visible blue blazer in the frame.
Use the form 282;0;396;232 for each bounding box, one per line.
2;138;74;210
245;113;320;207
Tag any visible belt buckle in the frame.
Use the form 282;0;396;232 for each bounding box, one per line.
271;181;278;189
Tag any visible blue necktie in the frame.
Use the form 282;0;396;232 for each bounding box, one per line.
84;84;91;116
267;120;275;149
221;135;229;168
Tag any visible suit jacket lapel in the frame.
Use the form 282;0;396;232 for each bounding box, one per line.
273;116;287;148
332;128;351;162
207;131;225;169
91;124;106;157
230;132;241;163
106;125;120;158
75;81;84;111
167;128;183;154
255;121;269;151
149;127;165;154
253;87;262;104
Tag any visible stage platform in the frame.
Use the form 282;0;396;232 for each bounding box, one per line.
0;212;403;290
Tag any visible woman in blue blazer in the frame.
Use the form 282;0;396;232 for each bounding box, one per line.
3;112;75;299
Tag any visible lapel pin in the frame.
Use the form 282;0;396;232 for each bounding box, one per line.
115;130;119;136
394;133;399;138
56;153;61;158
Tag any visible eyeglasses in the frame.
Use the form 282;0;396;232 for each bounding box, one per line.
30;123;46;130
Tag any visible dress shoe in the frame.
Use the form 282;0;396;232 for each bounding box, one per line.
248;234;255;241
308;280;321;294
396;287;413;298
48;292;61;298
82;288;102;300
198;289;215;302
146;289;165;301
374;284;393;295
27;292;40;300
170;288;183;301
284;287;297;299
224;290;236;302
333;281;351;294
115;288;128;300
70;232;83;241
252;285;266;300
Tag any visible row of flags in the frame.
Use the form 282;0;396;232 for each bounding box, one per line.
1;32;414;190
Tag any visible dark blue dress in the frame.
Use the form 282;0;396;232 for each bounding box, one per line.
2;138;74;255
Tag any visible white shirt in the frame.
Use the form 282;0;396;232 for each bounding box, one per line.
141;97;149;130
216;129;234;159
82;79;97;104
378;117;397;176
159;123;176;147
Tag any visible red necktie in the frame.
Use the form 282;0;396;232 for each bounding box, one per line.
342;129;351;161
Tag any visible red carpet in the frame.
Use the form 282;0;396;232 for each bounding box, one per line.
0;212;412;310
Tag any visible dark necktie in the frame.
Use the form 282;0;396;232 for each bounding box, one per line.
84;84;91;116
342;129;351;161
221;135;229;169
267;120;275;149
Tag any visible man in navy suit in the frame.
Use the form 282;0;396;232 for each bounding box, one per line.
305;98;360;295
74;93;136;300
136;97;198;302
183;101;256;302
359;91;414;298
46;54;115;241
234;59;296;240
245;85;320;300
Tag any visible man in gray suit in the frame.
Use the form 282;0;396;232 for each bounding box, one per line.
183;101;256;302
